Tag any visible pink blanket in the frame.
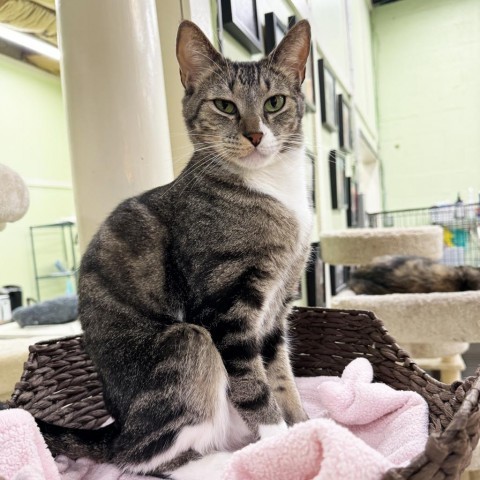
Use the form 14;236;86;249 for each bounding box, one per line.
0;408;60;480
225;358;428;479
0;358;428;480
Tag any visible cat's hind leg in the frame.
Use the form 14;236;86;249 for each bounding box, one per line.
112;323;232;475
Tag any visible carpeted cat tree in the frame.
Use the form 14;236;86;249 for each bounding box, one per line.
0;164;83;400
0;163;32;399
321;226;480;384
0;164;30;231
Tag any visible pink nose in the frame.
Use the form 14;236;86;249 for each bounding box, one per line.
243;132;263;147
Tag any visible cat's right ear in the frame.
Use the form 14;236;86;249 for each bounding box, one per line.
176;20;223;89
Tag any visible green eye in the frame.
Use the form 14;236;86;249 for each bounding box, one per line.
214;99;237;114
264;95;285;113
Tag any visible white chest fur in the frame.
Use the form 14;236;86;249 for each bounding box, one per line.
243;148;313;242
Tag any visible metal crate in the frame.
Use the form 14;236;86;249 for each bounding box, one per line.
367;203;480;267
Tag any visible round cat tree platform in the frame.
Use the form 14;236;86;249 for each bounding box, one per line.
331;290;480;383
320;226;443;265
320;225;473;384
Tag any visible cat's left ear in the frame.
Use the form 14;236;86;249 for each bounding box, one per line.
176;20;223;89
269;20;311;84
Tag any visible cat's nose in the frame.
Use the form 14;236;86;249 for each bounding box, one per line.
243;132;263;147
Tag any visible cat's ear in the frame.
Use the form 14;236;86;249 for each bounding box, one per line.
176;20;223;89
269;20;311;84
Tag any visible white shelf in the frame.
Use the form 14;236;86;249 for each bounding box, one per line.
0;319;82;339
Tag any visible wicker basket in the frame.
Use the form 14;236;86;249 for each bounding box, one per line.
7;307;480;479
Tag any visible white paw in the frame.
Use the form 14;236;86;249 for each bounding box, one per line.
258;420;288;440
169;452;232;480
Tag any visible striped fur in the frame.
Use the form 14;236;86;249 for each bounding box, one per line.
40;20;312;479
349;255;480;295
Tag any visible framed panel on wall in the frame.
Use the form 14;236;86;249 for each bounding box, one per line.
287;15;296;29
221;0;263;53
329;150;347;210
305;150;316;210
264;12;287;55
306;242;326;307
346;177;359;227
338;94;352;152
329;265;350;296
318;59;336;131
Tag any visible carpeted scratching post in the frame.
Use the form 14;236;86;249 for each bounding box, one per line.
0;163;30;231
320;226;443;266
320;226;470;384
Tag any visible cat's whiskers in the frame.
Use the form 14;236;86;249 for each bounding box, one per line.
179;147;224;184
142;148;220;202
178;153;223;197
174;142;226;159
171;159;213;198
171;140;244;175
171;144;222;168
171;132;225;138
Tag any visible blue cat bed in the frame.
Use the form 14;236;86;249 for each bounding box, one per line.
12;295;78;328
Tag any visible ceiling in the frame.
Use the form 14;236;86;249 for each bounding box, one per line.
0;0;58;74
372;0;404;5
0;0;405;74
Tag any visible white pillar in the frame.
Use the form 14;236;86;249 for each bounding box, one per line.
57;0;174;252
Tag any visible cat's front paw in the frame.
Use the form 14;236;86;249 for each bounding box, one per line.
285;407;309;425
258;420;288;440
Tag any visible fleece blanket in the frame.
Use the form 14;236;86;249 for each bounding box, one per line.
0;408;60;480
225;358;428;479
0;358;428;480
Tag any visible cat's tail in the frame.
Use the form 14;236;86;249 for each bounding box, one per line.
36;417;119;461
457;266;480;291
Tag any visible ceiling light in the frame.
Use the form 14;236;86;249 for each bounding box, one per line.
0;24;60;61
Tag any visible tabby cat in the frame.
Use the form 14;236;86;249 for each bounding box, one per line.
349;255;480;295
38;19;312;479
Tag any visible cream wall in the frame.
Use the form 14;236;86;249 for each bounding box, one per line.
372;0;480;210
301;0;381;227
0;55;75;302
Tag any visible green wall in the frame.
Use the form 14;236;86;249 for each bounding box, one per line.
0;55;75;303
373;0;480;210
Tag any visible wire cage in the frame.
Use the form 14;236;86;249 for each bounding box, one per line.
367;203;480;267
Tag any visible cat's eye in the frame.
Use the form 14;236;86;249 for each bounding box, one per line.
214;99;237;115
264;95;286;113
